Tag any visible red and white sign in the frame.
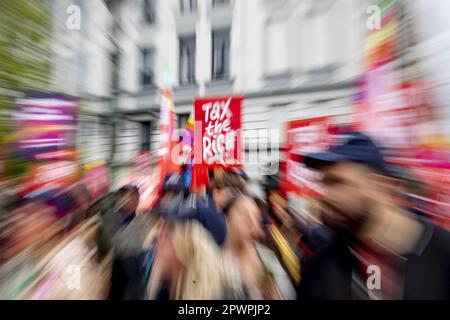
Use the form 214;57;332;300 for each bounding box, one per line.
287;117;331;155
409;164;450;230
194;96;242;168
20;161;79;197
283;117;332;197
353;67;430;151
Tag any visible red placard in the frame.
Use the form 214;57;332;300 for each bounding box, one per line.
287;117;331;156
409;164;450;230
194;96;242;169
20;161;80;197
282;117;332;197
159;88;180;181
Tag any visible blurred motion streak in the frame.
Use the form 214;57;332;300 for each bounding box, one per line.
0;0;449;300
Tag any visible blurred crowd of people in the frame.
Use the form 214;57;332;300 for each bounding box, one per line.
1;131;449;300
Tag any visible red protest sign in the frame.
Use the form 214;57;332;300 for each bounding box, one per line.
20;161;80;197
194;96;242;168
159;88;179;180
282;117;332;197
287;117;331;156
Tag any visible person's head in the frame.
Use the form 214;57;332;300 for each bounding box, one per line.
305;131;394;240
70;184;91;214
223;195;264;246
268;192;295;229
152;220;183;277
115;185;140;216
1;199;59;263
210;169;236;210
229;168;248;191
65;183;92;230
149;219;239;299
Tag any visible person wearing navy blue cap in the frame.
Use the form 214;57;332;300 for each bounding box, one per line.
144;193;244;300
297;131;450;300
158;191;227;246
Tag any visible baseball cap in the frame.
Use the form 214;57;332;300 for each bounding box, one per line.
160;193;227;246
231;168;249;181
161;172;190;193
304;131;386;173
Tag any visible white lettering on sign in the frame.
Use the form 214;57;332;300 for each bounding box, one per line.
35;162;77;184
202;98;235;165
202;98;231;123
290;122;328;154
288;160;324;194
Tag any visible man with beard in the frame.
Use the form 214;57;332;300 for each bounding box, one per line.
297;131;450;300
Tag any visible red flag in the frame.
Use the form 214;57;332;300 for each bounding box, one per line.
159;88;179;184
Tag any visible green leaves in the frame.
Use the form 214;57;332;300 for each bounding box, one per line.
0;0;52;92
0;1;53;178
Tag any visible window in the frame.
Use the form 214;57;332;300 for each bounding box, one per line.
111;52;119;92
212;0;229;7
178;113;190;129
212;29;230;80
78;52;88;94
140;121;151;151
141;48;155;86
144;0;156;23
265;21;288;74
179;36;196;85
180;0;197;14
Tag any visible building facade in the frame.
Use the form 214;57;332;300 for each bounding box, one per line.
51;0;371;184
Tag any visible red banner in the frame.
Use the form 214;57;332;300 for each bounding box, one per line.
20;161;80;197
194;96;242;169
159;88;179;182
282;117;332;197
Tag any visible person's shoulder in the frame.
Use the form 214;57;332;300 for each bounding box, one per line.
304;239;347;271
410;218;450;264
427;223;450;253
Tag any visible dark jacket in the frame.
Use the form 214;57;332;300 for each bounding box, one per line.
297;220;450;300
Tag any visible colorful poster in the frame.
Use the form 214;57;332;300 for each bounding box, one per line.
194;96;242;168
181;112;195;165
354;70;429;153
9;92;80;197
20;161;80;197
354;0;450;229
364;0;399;69
409;164;450;229
12;93;78;161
